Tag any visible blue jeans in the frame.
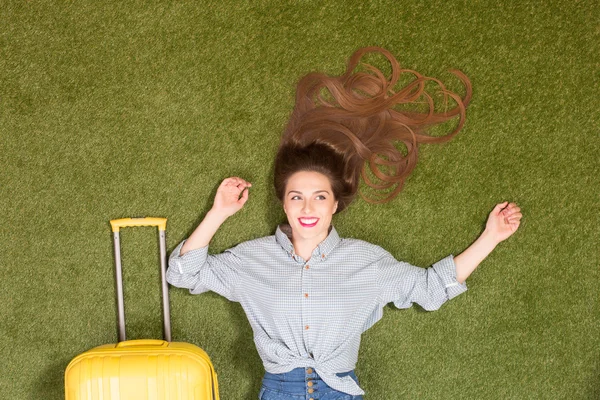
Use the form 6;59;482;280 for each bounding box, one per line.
259;367;364;400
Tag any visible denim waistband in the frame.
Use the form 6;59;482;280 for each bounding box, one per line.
262;367;358;394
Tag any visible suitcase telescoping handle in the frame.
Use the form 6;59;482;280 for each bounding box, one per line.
109;217;172;343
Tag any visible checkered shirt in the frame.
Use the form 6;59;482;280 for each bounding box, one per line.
166;224;467;396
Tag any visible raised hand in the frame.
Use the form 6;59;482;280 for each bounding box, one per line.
179;177;252;255
485;202;522;244
212;177;252;218
454;201;523;282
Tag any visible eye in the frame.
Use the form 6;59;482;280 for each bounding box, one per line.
291;195;302;200
315;195;326;200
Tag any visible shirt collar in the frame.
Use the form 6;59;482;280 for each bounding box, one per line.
275;224;341;262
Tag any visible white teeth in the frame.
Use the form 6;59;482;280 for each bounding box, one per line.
300;218;318;224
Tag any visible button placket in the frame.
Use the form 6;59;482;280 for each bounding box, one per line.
301;259;312;352
305;367;317;399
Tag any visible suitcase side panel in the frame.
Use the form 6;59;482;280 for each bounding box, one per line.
65;342;218;400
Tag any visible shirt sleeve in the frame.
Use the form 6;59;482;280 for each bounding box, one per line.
375;247;467;311
166;240;242;302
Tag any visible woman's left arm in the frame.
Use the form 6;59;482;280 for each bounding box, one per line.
454;202;522;284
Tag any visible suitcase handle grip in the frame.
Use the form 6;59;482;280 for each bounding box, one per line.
117;339;168;348
110;217;167;232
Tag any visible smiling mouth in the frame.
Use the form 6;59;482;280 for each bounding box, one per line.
298;217;319;227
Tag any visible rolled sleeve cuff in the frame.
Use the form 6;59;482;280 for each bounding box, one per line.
431;254;468;300
169;240;210;275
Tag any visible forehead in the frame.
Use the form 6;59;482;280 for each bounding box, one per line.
285;171;333;192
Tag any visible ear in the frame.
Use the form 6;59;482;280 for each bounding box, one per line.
333;201;338;214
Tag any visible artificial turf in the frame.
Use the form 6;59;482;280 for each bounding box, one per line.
1;1;598;398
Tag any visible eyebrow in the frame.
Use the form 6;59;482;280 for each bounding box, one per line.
287;190;331;196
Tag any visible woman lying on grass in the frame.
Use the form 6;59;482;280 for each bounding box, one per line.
166;47;522;399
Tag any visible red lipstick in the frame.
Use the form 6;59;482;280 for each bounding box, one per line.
298;217;319;228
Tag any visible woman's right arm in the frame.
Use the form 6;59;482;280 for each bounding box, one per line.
180;177;252;255
166;177;251;301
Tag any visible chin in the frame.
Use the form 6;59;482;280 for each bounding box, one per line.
295;223;328;238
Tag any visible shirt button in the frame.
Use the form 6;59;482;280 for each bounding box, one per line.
304;293;309;298
305;265;310;270
321;254;325;259
305;325;309;330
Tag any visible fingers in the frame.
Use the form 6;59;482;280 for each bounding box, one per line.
491;202;523;225
494;201;520;214
213;177;252;216
507;211;522;220
498;202;522;227
221;177;252;186
220;177;252;207
506;215;522;229
493;201;509;215
220;177;252;191
501;203;521;217
238;185;250;205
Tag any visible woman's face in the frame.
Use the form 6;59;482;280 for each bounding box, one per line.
283;171;338;244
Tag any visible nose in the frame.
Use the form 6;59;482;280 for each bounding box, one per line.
302;199;312;214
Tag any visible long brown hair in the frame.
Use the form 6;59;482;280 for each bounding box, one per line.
274;46;472;213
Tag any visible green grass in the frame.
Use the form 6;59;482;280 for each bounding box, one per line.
1;1;598;398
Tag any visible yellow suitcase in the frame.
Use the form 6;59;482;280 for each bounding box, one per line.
65;218;219;400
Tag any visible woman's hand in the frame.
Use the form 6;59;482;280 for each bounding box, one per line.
485;201;522;244
179;177;252;255
211;177;252;218
454;201;522;283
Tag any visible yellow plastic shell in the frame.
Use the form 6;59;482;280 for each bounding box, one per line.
65;340;219;400
110;217;167;232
